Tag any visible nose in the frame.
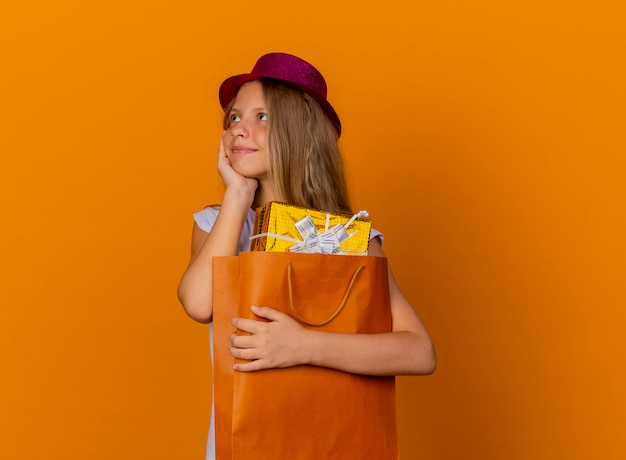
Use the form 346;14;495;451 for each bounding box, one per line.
230;120;249;138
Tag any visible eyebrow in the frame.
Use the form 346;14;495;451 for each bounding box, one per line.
230;106;267;113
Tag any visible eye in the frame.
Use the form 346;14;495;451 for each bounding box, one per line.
258;113;268;121
230;114;240;122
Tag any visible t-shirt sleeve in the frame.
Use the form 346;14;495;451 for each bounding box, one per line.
193;206;220;233
370;228;384;247
192;206;255;254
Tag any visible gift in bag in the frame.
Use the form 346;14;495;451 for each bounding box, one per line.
212;251;397;459
250;201;372;255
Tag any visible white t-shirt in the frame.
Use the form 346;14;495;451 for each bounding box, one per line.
192;206;383;460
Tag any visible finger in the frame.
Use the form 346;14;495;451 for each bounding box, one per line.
229;346;261;361
217;134;232;169
229;332;256;348
251;305;290;322
217;134;225;157
232;317;267;334
234;359;269;372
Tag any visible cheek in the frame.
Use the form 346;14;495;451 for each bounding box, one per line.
253;127;267;145
222;130;234;148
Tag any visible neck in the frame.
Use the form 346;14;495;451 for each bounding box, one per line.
252;180;277;209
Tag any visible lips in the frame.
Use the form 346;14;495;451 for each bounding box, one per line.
231;145;257;154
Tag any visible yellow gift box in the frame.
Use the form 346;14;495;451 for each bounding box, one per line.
250;202;372;255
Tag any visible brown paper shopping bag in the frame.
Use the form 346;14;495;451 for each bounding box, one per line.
212;252;397;459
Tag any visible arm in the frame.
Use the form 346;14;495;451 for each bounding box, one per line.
229;239;437;376
177;136;257;323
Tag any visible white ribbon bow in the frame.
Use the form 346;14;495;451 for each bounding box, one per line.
250;210;369;255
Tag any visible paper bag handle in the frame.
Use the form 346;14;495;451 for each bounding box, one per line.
287;263;365;327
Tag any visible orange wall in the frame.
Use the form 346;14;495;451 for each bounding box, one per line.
1;1;624;459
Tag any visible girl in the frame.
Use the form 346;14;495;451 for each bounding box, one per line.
178;52;436;458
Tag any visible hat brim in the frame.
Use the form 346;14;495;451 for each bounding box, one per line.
219;73;342;137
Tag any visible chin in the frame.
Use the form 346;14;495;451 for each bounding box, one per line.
232;165;266;180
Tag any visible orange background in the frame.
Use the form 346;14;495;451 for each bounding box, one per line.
1;1;624;459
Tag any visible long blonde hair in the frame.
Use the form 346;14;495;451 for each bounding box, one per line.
223;79;351;214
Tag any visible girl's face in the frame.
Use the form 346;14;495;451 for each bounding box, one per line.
223;80;269;180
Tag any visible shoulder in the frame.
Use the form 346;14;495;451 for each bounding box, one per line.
367;235;384;256
193;206;221;233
